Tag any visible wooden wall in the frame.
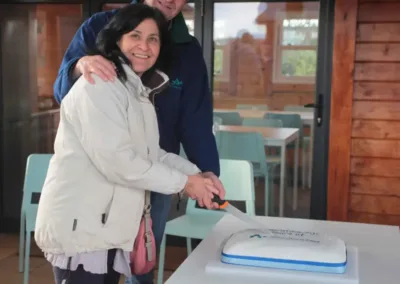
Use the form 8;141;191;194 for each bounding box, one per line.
328;0;400;226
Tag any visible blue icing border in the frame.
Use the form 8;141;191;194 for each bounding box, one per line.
221;251;347;274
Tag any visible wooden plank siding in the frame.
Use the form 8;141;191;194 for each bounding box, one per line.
328;0;400;226
350;1;400;225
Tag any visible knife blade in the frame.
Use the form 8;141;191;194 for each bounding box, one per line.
212;195;274;236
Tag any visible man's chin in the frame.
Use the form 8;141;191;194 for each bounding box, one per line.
144;1;178;20
159;11;176;21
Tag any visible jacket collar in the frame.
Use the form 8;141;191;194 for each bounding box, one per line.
130;0;191;43
121;63;169;99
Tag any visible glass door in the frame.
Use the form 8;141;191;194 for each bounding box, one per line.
203;0;334;220
0;1;87;232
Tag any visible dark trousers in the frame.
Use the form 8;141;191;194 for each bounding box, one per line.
52;249;120;284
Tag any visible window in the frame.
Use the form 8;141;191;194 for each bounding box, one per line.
273;12;319;84
213;2;266;95
212;2;319;110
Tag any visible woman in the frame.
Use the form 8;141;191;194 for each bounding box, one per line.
34;4;221;283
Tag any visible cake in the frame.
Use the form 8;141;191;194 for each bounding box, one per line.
221;228;347;274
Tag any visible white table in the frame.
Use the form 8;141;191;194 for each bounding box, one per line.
214;109;314;188
166;215;400;284
217;125;299;217
214;109;313;122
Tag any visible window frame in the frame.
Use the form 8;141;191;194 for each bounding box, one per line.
272;10;319;84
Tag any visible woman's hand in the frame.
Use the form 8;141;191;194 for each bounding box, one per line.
200;172;226;200
184;174;220;209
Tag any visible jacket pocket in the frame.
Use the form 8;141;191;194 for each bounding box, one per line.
102;185;116;225
102;184;144;246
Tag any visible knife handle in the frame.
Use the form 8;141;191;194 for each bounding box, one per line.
212;194;229;209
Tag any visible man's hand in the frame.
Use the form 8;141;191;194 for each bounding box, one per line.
200;172;226;200
74;55;117;84
183;174;220;210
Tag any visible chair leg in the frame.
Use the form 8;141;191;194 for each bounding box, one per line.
302;145;306;189
157;234;167;284
264;173;269;216
19;215;25;273
186;238;192;255
268;166;276;216
23;232;31;284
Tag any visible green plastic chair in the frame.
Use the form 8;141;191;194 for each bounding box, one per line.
241;117;282;171
157;159;255;284
213;111;243;125
237;104;269;110
19;153;53;284
215;131;276;215
242;118;283;128
264;113;304;147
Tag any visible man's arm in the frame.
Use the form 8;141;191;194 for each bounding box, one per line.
53;13;111;104
178;43;220;177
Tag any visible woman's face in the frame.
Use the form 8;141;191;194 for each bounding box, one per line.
118;18;161;76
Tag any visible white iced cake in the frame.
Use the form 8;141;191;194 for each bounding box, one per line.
221;228;347;274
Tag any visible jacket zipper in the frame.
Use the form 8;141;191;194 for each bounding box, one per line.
150;78;169;106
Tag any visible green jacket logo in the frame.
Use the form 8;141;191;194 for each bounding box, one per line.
170;78;183;89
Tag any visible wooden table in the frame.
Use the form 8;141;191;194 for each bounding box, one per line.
214;108;314;189
166;215;400;284
217;125;299;217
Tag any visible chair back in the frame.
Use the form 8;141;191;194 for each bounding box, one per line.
21;153;53;230
186;159;255;216
265;113;303;143
237;104;268;110
215;131;267;168
215;130;268;180
213;111;243;125
242;118;283;128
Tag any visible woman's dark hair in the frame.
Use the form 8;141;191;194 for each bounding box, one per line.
91;4;171;83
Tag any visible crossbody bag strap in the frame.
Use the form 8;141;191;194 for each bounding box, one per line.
143;190;153;261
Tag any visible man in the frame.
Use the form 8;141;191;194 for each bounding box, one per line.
53;0;223;283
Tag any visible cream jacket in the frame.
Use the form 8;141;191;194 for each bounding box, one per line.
34;64;200;256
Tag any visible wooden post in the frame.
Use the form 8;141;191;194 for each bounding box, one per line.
327;0;358;222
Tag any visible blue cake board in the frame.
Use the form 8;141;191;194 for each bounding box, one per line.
205;246;359;284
